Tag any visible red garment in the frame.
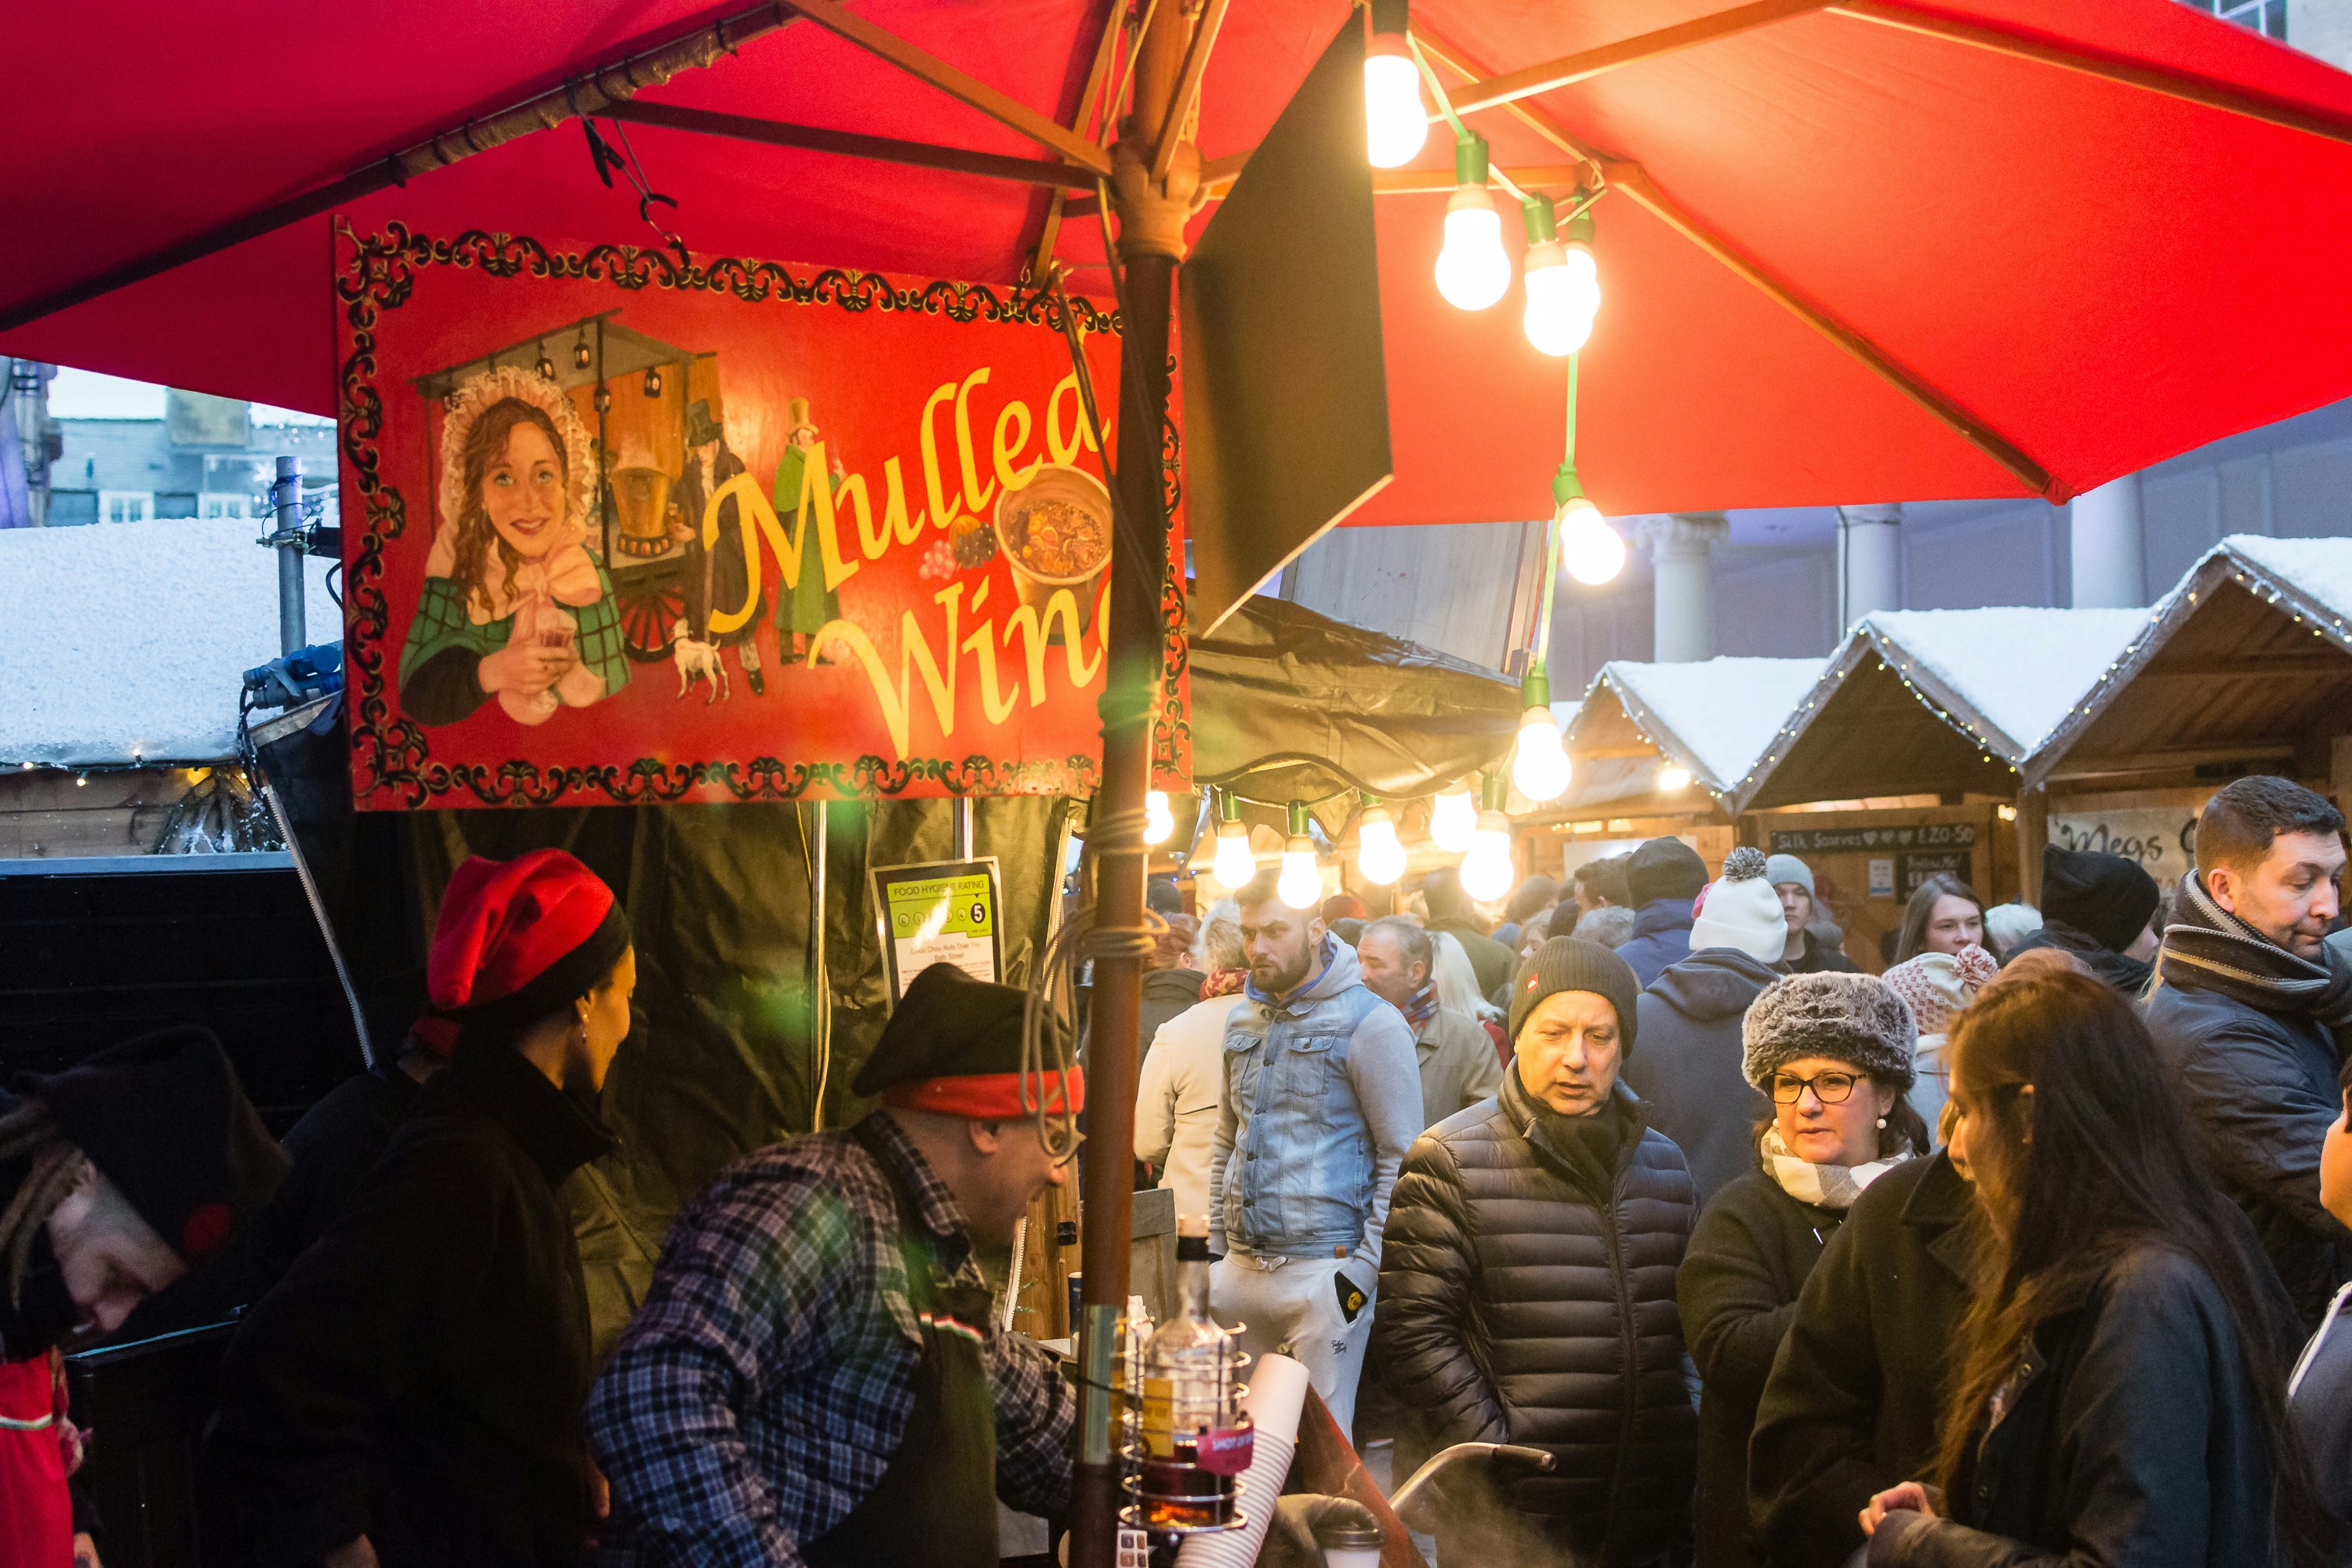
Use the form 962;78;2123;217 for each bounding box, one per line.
427;849;615;1011
1483;1018;1509;1065
880;1067;1084;1120
0;1354;74;1568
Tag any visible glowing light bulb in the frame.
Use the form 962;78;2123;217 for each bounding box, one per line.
1522;238;1601;357
1209;821;1257;889
1459;810;1515;903
1363;40;1429;169
1658;763;1693;792
1510;706;1572;803
1430;787;1478;853
1356;805;1406;886
1558;495;1625;586
1435;184;1511;311
1144;789;1175;847
1277;834;1323;909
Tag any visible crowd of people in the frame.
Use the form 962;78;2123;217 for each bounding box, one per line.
1129;773;2352;1566
7;774;2352;1567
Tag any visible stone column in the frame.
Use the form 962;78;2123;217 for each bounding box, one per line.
1840;502;1903;628
2070;474;2147;608
1641;512;1730;662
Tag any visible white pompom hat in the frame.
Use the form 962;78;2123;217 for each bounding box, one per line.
1688;846;1788;964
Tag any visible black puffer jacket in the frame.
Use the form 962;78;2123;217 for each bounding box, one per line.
1374;1073;1698;1566
1627;948;1778;1205
2144;975;2352;1327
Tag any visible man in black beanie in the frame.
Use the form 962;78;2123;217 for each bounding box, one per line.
2002;844;2161;993
1374;938;1697;1564
1617;836;1711;988
589;963;1076;1566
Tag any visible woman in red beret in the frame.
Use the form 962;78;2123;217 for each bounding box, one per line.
209;849;637;1568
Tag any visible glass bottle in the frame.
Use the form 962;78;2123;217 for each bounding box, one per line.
1138;1214;1233;1530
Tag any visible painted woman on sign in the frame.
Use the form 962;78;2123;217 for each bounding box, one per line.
398;365;631;725
771;395;846;662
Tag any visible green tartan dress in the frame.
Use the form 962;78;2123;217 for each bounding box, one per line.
771;445;843;637
397;554;630;726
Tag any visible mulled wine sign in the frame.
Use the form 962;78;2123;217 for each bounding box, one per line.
336;223;1189;809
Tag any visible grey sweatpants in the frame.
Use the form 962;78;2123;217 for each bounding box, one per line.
1210;1252;1374;1436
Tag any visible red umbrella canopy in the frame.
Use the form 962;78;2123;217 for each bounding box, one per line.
7;0;2351;520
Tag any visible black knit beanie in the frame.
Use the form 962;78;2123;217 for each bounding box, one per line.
1509;938;1642;1053
2041;844;2161;954
1625;836;1708;907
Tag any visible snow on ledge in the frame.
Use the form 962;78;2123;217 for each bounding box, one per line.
1599;657;1828;789
2223;535;2352;623
1863;608;2148;755
0;517;342;768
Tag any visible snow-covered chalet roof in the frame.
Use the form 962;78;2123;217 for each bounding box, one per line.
1573;656;1828;797
1860;607;2149;755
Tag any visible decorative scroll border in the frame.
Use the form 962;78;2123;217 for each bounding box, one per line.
336;223;1190;808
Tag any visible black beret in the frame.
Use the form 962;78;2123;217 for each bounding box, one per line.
23;1025;288;1266
855;964;1046;1096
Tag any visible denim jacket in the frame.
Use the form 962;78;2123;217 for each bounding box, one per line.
1207;937;1423;1283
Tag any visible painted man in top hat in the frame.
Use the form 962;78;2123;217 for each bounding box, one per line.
670;398;764;695
771;395;844;662
588;963;1078;1567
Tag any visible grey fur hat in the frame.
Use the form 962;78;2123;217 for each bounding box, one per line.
1741;971;1917;1092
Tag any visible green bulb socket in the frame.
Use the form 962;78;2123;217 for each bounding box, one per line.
1453;132;1489;189
1286;800;1312;836
1522;198;1559;246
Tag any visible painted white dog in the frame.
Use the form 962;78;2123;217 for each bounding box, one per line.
670;621;730;703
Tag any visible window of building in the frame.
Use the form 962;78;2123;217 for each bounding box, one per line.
2184;0;2286;38
200;492;259;520
98;491;154;524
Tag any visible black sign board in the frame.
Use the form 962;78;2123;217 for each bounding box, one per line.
1769;823;1977;855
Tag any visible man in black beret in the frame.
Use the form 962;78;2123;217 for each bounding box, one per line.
589;963;1079;1567
0;1025;286;1563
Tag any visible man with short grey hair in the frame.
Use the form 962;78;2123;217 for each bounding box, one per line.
1357;916;1504;1129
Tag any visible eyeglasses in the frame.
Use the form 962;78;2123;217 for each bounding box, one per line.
1770;1070;1860;1105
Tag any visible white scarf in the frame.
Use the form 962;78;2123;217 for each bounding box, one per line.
1760;1123;1913;1211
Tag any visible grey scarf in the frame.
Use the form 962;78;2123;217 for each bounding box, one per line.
2159;872;2352;1051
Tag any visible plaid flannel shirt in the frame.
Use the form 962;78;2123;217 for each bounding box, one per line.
586;1114;1072;1567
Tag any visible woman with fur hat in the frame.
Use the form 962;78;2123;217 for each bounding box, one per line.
400;368;631;726
1675;973;1929;1567
1374;938;1698;1566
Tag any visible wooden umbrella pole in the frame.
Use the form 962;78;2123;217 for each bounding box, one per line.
1067;0;1198;1562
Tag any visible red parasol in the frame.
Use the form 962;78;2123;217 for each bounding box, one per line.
6;1;2352;521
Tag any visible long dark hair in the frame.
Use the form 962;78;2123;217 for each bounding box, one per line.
1893;873;1985;964
1934;971;2331;1564
451;398;568;618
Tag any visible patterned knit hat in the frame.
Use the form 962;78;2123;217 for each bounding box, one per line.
1742;971;1918;1091
1882;942;2000;1036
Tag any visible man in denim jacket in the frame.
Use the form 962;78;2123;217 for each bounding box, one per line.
1208;871;1423;1432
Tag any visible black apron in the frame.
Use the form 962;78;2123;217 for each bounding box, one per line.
806;1123;1000;1568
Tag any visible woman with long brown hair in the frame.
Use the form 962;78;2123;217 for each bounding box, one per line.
1859;970;2333;1566
1891;873;1987;965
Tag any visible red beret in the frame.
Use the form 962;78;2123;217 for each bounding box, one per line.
429;851;631;1028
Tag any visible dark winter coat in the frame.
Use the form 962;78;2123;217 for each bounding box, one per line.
1869;1243;2290;1568
1138;967;1208;1056
1617;898;1697;989
1678;1169;1848;1568
1782;930;1857;975
246;1064;423;1291
2145;975;2352;1327
1374;1071;1698;1566
1626;949;1778;1206
207;1041;617;1568
1748;1152;1985;1568
2002;918;2153;996
1432;916;1517;996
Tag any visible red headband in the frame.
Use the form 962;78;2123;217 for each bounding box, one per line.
880;1069;1086;1121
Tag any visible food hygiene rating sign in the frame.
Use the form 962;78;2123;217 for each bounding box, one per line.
335;223;1189;809
873;858;1004;1000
